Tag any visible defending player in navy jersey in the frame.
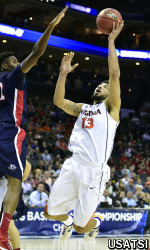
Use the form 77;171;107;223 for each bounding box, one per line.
44;21;124;241
0;6;68;249
0;161;31;249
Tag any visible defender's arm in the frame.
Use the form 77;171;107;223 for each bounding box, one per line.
21;7;68;73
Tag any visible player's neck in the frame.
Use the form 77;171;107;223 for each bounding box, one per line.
93;101;103;105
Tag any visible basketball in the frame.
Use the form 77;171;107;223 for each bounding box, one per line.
96;8;122;35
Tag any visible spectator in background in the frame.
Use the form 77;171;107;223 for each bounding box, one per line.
115;175;123;189
112;191;126;207
33;172;41;187
106;180;113;196
33;147;42;160
122;191;137;207
133;188;142;202
118;181;126;193
121;164;130;177
22;179;33;195
142;132;150;141
55;154;61;162
137;192;149;208
55;163;62;178
122;174;130;186
40;176;50;195
40;141;48;153
129;165;135;179
126;179;136;194
49;176;57;192
26;173;35;188
135;178;143;189
29;183;48;207
44;171;51;187
42;149;52;162
36;160;45;171
99;189;112;207
55;136;67;157
143;182;150;194
31;140;39;151
53;160;61;172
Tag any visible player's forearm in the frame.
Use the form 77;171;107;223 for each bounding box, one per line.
53;72;67;107
22;160;31;181
32;23;55;57
108;39;120;78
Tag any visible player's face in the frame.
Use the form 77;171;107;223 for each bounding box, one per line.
3;56;19;71
91;83;109;102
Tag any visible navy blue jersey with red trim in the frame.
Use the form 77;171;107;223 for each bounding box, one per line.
0;64;27;127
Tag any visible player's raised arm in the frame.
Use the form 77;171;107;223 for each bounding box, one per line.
105;21;124;122
53;51;84;117
21;6;68;73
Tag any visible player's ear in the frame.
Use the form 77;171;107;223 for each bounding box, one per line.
2;63;8;71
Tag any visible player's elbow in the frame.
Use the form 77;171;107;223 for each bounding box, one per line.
53;97;62;108
53;97;59;106
32;47;44;58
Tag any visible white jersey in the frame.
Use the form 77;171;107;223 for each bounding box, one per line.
68;102;119;165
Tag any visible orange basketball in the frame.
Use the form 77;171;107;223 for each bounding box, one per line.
96;8;122;35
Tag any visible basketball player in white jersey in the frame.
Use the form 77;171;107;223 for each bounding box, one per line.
44;20;124;241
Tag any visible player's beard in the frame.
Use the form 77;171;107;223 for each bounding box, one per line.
91;93;106;102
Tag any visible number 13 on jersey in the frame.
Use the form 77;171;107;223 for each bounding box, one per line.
82;117;94;129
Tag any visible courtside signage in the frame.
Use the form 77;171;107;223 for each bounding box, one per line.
15;208;149;236
0;23;150;60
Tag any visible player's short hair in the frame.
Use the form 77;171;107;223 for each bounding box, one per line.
100;80;109;85
0;51;14;71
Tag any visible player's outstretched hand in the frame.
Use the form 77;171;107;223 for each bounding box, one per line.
60;52;79;75
108;20;124;41
51;6;68;26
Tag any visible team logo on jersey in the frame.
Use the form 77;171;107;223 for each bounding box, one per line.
13;210;17;216
8;164;17;172
81;108;101;116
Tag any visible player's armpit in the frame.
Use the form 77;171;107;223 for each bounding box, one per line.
105;99;120;122
59;99;84;117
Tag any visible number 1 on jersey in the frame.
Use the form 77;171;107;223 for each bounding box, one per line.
0;82;5;101
82;117;94;128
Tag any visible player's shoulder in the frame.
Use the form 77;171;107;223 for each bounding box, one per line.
0;72;8;82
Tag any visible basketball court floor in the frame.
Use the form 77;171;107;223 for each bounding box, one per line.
20;236;150;250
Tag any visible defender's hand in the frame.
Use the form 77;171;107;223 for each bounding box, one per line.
108;20;124;41
51;6;68;26
60;52;79;75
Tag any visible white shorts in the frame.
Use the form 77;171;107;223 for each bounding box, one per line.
47;155;110;227
0;176;8;211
